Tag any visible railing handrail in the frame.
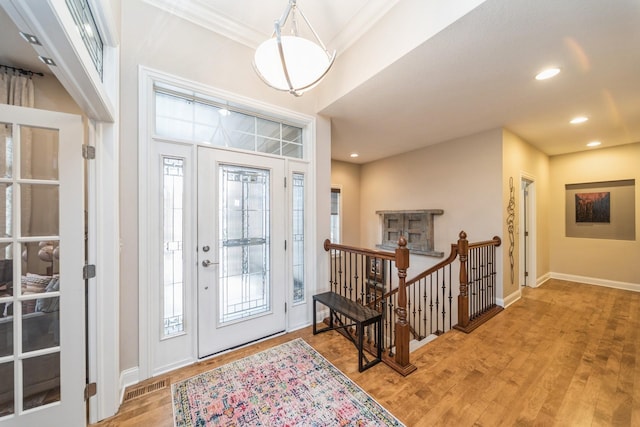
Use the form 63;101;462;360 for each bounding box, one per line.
357;237;500;307
405;244;459;286
323;231;501;376
469;236;502;249
323;239;396;261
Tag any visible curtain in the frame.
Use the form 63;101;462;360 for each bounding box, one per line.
0;70;35;239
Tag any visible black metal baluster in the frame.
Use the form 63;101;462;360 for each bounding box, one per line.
448;265;452;331
429;275;434;335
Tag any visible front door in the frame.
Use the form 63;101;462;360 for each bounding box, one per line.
197;147;286;357
0;105;84;426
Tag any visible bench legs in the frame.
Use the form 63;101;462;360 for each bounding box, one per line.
314;298;382;372
357;319;382;372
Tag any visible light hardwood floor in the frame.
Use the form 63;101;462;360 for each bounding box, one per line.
92;279;640;426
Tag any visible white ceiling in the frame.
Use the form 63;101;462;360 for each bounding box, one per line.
2;0;639;164
321;0;640;163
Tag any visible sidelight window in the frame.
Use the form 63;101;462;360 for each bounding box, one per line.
162;157;185;336
292;173;305;303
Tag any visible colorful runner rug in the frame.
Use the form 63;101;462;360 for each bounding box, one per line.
172;338;403;426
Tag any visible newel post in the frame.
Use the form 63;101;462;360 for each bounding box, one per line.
457;231;470;328
394;236;410;368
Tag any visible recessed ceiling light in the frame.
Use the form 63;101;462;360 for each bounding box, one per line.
570;116;588;124
535;68;560;80
349;153;359;158
20;32;41;45
38;56;56;66
586;141;601;147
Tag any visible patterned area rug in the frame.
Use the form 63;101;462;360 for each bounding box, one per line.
172;338;403;426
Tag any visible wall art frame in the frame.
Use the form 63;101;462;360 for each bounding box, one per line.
565;179;635;240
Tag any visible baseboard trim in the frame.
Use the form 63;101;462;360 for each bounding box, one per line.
498;289;521;308
536;273;551;287
550;272;640;293
153;357;197;378
119;367;140;404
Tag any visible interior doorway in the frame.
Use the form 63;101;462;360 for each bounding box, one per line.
520;176;536;287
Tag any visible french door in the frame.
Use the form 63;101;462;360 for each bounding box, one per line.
197;147;286;357
0;105;84;426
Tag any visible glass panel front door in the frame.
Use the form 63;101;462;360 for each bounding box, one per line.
219;165;271;324
197;147;285;357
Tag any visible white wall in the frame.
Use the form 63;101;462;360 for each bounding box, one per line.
549;143;640;286
119;0;330;372
359;128;503;286
502;129;550;295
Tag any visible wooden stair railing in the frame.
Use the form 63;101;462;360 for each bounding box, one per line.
323;231;502;376
322;238;415;376
453;232;503;333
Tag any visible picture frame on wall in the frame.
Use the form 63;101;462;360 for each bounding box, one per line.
565;179;635;240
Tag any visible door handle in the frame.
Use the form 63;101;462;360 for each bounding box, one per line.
202;259;218;267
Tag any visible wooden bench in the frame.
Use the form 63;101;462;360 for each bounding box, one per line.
313;291;382;372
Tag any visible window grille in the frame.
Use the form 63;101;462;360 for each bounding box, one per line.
154;86;304;159
65;0;104;80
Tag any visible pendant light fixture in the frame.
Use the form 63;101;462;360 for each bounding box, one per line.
253;0;336;97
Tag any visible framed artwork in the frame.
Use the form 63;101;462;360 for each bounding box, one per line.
575;192;610;223
565;179;635;240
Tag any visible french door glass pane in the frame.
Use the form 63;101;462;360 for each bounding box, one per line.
0;244;12;359
0;362;14;415
21;127;59;180
22;241;59;278
162;157;185;337
219;165;270;324
22;353;60;409
292;173;305;303
21;185;59;237
0;122;12;178
0;184;12;237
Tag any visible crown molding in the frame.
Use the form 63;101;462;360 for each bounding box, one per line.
142;0;265;48
142;0;398;54
329;0;399;53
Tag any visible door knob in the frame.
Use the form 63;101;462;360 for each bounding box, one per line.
202;259;218;267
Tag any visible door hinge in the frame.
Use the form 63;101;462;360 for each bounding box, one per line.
285;302;287;313
284;177;287;188
85;382;97;400
83;264;96;280
524;272;529;277
284;240;287;250
82;144;96;159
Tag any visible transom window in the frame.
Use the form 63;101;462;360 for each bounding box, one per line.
154;84;304;158
65;0;103;79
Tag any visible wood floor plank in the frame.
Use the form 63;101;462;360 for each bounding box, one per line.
92;279;640;427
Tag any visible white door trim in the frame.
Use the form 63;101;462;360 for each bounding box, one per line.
519;173;537;287
137;66;318;383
